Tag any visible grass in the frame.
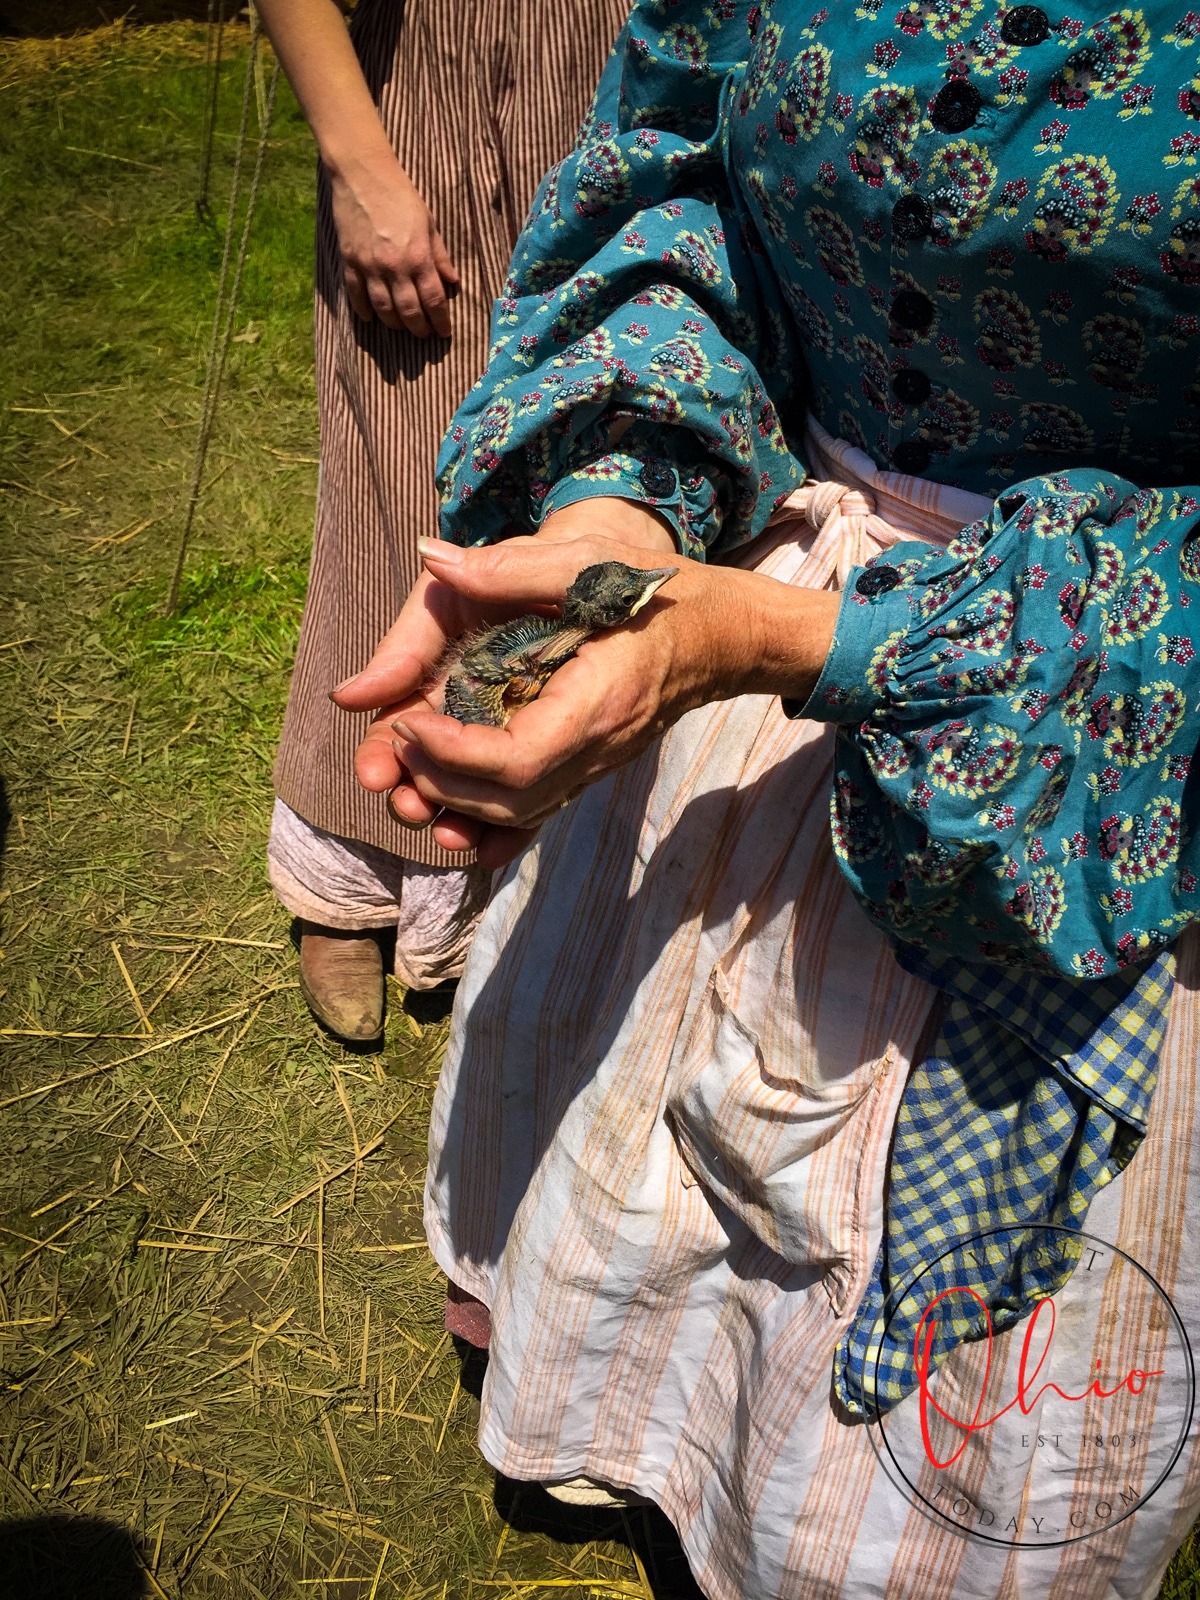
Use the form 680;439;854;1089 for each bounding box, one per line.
0;19;1195;1600
0;20;696;1600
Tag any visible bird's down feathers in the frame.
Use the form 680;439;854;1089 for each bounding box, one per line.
428;561;678;727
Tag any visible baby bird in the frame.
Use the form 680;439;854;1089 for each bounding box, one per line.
434;560;678;727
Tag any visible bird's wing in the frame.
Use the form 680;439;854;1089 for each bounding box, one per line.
518;624;592;670
436;616;595;727
481;615;574;672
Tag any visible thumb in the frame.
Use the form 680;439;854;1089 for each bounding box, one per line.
417;536;589;609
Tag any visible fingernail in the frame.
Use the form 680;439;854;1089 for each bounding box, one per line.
330;675;357;694
418;536;459;558
390;720;416;741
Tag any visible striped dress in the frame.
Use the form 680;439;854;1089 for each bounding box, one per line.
271;0;630;864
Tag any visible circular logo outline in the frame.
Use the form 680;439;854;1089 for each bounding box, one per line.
862;1224;1196;1548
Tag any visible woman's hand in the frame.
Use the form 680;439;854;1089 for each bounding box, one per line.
254;0;459;338
332;545;554;856
335;499;678;858
329;153;459;338
332;502;839;869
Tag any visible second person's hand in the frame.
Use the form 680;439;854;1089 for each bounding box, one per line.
252;0;460;339
330;151;459;337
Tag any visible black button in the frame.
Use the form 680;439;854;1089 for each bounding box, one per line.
892;440;932;474
1001;4;1050;44
892;368;932;405
931;79;982;132
892;194;934;242
638;461;677;499
855;564;902;597
890;289;935;331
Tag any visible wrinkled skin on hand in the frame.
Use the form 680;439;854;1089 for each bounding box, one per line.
331;506;839;870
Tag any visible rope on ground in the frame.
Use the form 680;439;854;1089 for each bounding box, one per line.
167;14;280;617
195;0;228;224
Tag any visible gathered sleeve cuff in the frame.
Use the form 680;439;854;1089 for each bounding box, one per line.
792;552;931;724
535;415;731;557
797;471;1200;978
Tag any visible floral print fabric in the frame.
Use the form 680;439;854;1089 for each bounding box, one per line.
804;471;1200;975
435;0;1200;977
437;0;1200;540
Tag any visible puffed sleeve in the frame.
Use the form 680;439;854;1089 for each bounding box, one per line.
799;471;1200;977
434;0;809;561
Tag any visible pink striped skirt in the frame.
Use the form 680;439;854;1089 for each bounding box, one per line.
426;423;1200;1599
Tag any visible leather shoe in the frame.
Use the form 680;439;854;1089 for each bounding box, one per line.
297;923;385;1043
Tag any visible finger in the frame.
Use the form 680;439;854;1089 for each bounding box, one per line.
344;264;374;323
391;714;543;795
355;720;407;792
353;700;437;792
333;573;451;709
394;677;603;788
367;274;403;329
385;777;440;828
430;228;460;290
395;732;576;825
475;823;541;872
416;535;625;610
391;279;431;339
429;810;485;853
416;264;452;340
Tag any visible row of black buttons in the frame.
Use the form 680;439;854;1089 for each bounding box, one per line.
890;277;934;462
892;7;1049;244
886;10;1047;475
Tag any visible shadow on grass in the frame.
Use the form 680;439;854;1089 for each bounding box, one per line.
461;1340;703;1598
0;2;212;36
0;1514;148;1599
495;1478;705;1600
402;978;458;1028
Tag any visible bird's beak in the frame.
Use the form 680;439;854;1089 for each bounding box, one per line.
627;566;679;617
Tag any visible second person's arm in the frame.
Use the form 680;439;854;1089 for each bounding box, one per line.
255;0;459;337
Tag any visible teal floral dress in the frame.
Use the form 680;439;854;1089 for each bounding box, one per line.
434;0;1200;1409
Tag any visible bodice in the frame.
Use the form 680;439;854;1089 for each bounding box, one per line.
722;0;1200;492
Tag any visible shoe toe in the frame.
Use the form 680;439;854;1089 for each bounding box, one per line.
298;930;385;1043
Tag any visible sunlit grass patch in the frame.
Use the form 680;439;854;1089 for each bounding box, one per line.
0;19;694;1599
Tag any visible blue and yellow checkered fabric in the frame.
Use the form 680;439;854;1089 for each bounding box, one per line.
834;949;1175;1417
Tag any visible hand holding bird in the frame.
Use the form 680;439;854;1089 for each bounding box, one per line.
330;501;840;869
431;560;679;727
